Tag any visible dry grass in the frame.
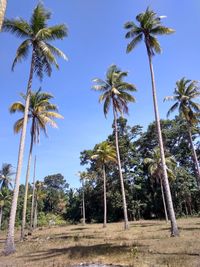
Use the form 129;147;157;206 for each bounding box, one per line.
0;218;200;267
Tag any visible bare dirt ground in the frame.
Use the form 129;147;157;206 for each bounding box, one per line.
0;218;200;267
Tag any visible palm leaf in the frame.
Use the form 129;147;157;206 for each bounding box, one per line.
126;34;143;53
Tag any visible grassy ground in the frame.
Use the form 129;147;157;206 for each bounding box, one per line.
0;218;200;267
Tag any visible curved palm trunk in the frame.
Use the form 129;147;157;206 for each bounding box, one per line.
160;178;169;223
21;120;35;240
103;164;107;228
0;206;3;229
146;47;179;236
82;178;85;226
187;125;200;188
4;52;35;255
30;156;36;231
113;107;129;230
0;0;7;31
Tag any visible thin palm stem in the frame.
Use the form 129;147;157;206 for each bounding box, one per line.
30;156;36;230
147;50;179;236
103;164;107;228
160;178;169;223
187;124;200;188
4;52;34;255
113;106;129;230
21;118;35;240
82;178;85;226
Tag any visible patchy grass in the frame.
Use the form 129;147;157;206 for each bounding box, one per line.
0;218;200;266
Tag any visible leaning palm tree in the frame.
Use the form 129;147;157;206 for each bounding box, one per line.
144;147;176;222
3;3;67;254
124;7;179;236
164;78;200;188
92;64;136;230
10;89;63;240
0;163;14;189
0;0;7;31
91;141;117;228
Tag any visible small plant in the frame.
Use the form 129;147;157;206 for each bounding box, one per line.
130;246;138;258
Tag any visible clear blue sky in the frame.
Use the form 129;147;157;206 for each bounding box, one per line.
1;0;200;188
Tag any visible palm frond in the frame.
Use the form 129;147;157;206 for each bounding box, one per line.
11;39;31;70
126;34;143;53
3;18;32;38
9;102;25;113
30;3;51;34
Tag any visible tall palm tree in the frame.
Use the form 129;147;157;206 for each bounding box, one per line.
91;141;117;228
10;89;63;240
0;163;14;189
92;64;136;230
124;7;179;236
164;77;200;188
144;147;176;222
3;4;67;254
0;0;7;30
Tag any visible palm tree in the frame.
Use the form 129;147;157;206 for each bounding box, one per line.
10;89;63;240
0;163;14;189
92;64;136;230
124;7;179;236
77;171;87;225
33;181;46;229
144;147;176;222
164;78;200;188
3;3;67;254
0;0;7;30
30;156;36;231
0;188;11;229
91;141;117;228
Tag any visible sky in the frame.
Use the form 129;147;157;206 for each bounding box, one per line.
1;0;200;189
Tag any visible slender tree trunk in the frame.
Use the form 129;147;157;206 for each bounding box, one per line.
103;164;107;228
187;125;200;188
33;198;37;229
0;206;3;229
21;119;35;240
82;178;85;226
113;106;129;230
146;47;179;236
160;178;169;223
0;0;7;31
30;156;36;231
4;52;35;255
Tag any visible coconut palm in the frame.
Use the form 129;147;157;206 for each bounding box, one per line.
30;156;36;231
144;147;176;222
0;163;14;189
164;78;200;188
0;0;7;30
33;181;46;229
3;3;67;254
92;64;136;230
91;141;117;227
0;188;11;229
10;89;63;240
77;171;87;226
124;7;179;236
